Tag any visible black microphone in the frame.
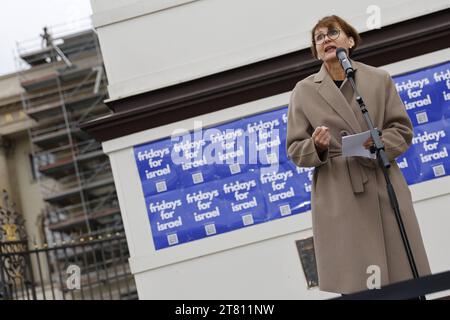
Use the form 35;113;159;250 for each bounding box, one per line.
336;47;354;78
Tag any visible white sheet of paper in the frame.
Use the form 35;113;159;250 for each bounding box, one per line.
342;130;376;159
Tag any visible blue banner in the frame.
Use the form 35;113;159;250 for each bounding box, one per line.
260;162;312;219
134;60;450;250
183;181;229;240
394;61;450;183
145;189;192;250
220;170;268;230
134;138;179;196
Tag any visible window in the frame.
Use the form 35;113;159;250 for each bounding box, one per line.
29;153;55;180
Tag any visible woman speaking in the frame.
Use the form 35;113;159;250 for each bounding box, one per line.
286;15;431;295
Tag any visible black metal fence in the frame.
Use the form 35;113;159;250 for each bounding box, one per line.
0;234;137;300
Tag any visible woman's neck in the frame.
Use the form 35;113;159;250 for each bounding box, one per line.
324;59;346;81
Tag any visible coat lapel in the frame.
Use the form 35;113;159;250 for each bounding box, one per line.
314;62;362;134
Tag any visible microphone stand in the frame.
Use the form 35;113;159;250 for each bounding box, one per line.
345;72;426;301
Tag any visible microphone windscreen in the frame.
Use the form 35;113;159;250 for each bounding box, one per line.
336;47;347;59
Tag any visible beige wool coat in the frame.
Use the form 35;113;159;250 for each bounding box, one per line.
286;60;431;294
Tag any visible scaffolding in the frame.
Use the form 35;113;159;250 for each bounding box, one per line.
16;21;123;244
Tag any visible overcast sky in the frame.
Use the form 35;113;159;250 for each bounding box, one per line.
0;0;93;76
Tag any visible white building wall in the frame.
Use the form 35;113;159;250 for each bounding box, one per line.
90;0;450;299
102;49;450;299
90;0;449;101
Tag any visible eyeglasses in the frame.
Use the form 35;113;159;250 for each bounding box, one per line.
314;28;341;44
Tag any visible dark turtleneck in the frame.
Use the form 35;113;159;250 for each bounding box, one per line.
334;80;344;88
